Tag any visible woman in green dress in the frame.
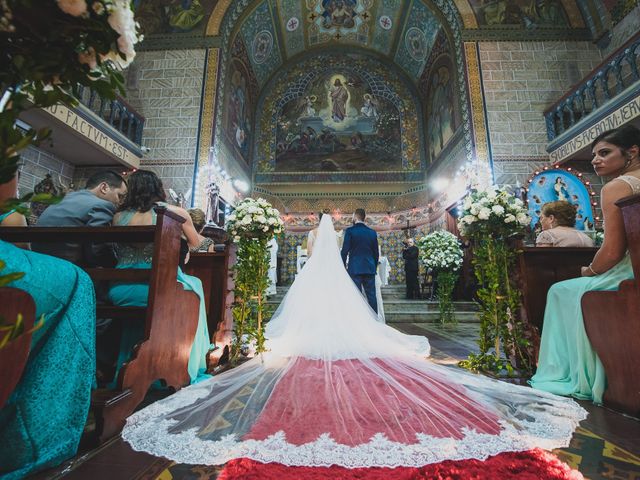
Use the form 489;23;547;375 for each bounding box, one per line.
0;177;95;479
107;170;212;384
530;124;640;403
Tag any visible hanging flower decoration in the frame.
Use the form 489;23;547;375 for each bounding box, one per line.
226;198;284;243
458;186;530;240
417;230;463;272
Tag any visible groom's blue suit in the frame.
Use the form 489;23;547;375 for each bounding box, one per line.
341;221;379;313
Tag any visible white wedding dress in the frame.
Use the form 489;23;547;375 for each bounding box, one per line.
122;215;586;467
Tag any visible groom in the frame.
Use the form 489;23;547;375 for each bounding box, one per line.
341;208;379;313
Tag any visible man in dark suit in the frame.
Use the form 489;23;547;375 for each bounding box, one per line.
402;237;420;299
341;208;379;313
34;170;127;266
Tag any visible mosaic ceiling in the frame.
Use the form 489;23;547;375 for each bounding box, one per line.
216;0;597;90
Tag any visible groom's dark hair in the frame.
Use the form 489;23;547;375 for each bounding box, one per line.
354;208;366;221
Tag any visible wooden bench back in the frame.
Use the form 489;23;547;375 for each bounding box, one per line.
516;245;598;332
582;193;640;417
0;207;204;440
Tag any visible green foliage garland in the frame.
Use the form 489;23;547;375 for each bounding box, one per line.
226;198;284;363
456;186;534;375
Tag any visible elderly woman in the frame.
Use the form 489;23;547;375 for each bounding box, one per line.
535;201;594;247
531;124;640;403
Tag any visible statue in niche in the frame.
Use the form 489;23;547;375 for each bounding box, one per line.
205;181;220;226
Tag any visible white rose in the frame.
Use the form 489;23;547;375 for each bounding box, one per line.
478;208;491;220
491;205;505;216
516;213;529;225
487;190;498;201
262;226;269;232
268;217;277;225
504;214;516;223
57;0;88;17
513;198;524;207
241;216;252;225
463;197;472;209
470;205;479;216
255;215;267;224
462;215;476;225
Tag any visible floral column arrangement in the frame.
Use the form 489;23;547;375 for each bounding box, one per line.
226;198;284;363
457;186;532;375
417;230;463;325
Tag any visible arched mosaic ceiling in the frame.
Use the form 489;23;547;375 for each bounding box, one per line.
230;0;446;87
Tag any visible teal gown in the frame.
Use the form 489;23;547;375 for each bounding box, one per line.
530;175;640;403
107;207;211;384
0;240;95;480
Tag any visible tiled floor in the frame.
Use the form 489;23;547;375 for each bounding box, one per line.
31;323;640;480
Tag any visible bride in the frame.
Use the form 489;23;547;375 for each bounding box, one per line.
123;215;586;467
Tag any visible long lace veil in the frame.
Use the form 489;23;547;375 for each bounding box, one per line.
265;214;429;359
122;215;586;468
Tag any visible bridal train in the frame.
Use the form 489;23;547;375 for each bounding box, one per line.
122;215;586;468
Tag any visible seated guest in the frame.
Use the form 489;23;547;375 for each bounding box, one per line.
0;188;95;479
535;201;594;247
34;170;127;266
188;207;206;234
531;125;640;403
107;170;212;384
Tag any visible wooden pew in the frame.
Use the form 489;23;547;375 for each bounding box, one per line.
183;245;236;368
0;207;202;442
582;193;640;417
516;245;598;333
0;288;36;409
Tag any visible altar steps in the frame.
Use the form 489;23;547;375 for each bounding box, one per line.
266;285;480;324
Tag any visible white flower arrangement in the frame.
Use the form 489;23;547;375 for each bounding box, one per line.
55;0;143;69
458;186;530;239
226;197;284;242
417;230;463;271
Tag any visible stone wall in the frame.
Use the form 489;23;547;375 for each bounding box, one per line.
479;41;603;186
125;49;206;199
18;145;74;196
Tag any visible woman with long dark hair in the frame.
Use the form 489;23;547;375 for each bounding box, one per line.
531;124;640;402
107;170;212;384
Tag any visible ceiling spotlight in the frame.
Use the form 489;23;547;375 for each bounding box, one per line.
232;178;250;193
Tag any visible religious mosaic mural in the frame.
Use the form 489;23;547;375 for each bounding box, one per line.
240;0;283;86
425;59;458;164
274;71;403;172
467;0;568;26
221;36;259;166
133;0;217;35
255;52;424;183
526;169;595;231
394;0;442;79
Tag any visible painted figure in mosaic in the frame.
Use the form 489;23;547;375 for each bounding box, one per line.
360;93;378;119
168;0;205;31
330;78;349;122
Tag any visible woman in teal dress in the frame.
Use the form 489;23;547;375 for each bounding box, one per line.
107;170;212;384
531;125;640;403
0;236;95;479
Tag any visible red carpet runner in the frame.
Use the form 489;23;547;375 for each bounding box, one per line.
220;449;583;479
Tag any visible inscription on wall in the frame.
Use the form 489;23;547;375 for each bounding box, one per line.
549;94;640;163
44;104;140;168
